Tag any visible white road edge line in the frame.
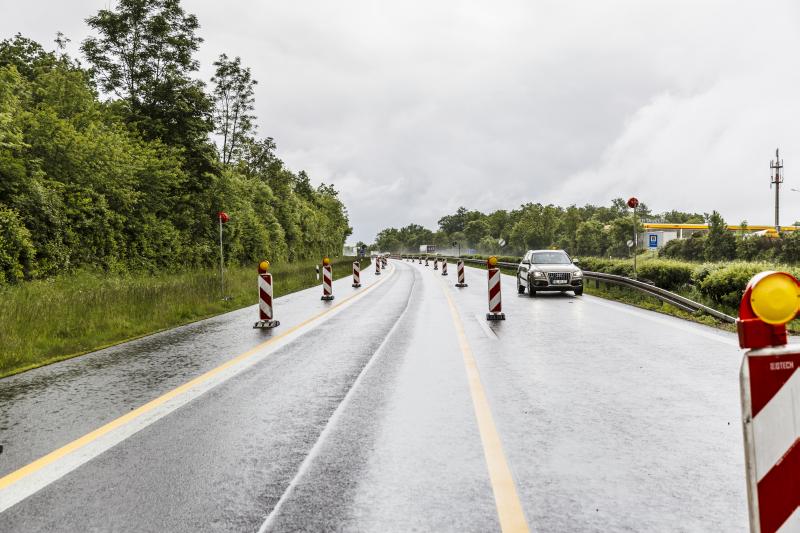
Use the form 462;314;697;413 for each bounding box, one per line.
0;266;395;514
475;314;498;340
258;265;417;533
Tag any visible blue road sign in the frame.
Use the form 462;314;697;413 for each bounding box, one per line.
648;234;658;248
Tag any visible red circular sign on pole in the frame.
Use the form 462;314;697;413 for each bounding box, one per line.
627;197;639;209
218;211;229;223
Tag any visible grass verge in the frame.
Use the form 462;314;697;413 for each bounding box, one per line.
0;257;367;378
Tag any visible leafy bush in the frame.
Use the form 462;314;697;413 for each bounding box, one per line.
636;260;696;290
0;204;36;283
698;263;773;308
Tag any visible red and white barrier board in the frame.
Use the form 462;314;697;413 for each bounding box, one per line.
740;345;800;533
321;263;334;301
487;267;505;320
455;260;467;287
254;266;280;328
352;261;361;288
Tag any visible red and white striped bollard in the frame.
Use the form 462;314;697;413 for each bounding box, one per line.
254;260;280;328
736;271;799;533
455;259;467;287
441;258;448;276
321;258;334;301
486;256;505;320
352;261;361;288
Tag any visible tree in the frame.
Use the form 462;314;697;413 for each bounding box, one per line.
81;0;213;150
704;211;736;261
211;54;257;164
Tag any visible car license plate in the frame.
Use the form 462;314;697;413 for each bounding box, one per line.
553;279;567;284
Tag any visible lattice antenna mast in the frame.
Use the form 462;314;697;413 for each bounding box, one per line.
770;148;784;231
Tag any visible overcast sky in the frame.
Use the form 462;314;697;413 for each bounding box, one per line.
3;0;800;242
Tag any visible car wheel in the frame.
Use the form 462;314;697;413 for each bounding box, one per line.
517;276;525;294
574;287;583;296
528;280;536;297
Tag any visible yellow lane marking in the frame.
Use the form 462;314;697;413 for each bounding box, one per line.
440;282;530;533
0;264;394;492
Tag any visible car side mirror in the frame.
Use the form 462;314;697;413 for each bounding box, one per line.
572;258;580;265
522;259;530;265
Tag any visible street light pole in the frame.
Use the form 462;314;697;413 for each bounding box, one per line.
627;197;640;279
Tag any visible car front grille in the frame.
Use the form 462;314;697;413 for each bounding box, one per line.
547;272;571;283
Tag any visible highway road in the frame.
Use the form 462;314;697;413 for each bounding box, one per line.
0;258;748;532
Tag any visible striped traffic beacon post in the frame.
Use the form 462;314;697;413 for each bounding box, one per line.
352;261;361;288
486;256;505;321
375;256;381;276
382;256;387;268
253;260;280;329
321;257;334;301
433;257;439;271
441;258;448;276
455;259;467;287
418;257;422;265
424;257;429;267
737;271;800;533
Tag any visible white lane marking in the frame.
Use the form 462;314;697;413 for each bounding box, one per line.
0;266;395;514
475;314;498;340
258;266;417;532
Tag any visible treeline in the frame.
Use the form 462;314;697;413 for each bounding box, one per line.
0;0;350;285
374;201;800;264
373;200;701;257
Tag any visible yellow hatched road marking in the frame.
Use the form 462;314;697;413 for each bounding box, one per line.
440;281;530;533
0;264;393;492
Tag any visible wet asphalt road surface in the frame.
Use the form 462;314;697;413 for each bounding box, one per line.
0;259;748;532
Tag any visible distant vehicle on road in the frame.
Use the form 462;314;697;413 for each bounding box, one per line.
516;249;583;296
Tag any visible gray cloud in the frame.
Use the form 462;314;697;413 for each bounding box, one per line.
3;0;798;242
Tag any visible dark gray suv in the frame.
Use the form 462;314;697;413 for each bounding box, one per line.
516;249;584;296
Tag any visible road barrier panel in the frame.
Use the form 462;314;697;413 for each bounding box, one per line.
352;261;361;288
441;258;448;276
254;261;280;328
486;257;505;320
737;271;799;533
321;258;334;301
455;259;467;287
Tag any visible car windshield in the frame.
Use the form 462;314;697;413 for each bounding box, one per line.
532;251;571;264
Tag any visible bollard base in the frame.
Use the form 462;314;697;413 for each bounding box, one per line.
375;272;381;276
486;312;506;321
321;295;335;301
352;283;362;288
456;283;468;287
253;319;280;329
441;272;448;276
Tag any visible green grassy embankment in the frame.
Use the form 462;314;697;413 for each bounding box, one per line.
0;257;367;378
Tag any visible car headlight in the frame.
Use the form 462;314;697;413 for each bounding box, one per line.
573;270;583;278
532;270;546;278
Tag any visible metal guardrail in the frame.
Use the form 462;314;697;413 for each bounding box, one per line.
397;254;736;323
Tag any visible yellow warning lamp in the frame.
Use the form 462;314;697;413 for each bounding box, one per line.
258;260;270;274
322;257;331;266
749;271;800;325
487;256;498;267
737;271;800;349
